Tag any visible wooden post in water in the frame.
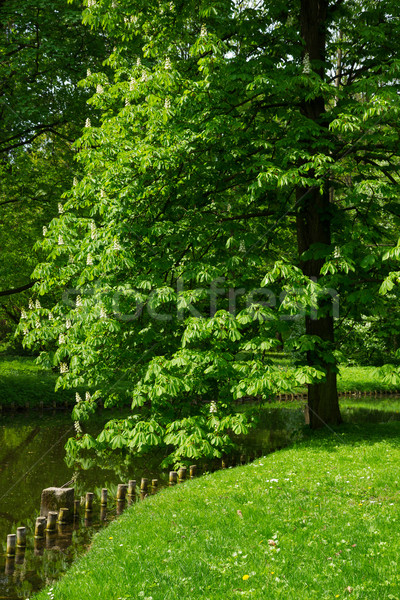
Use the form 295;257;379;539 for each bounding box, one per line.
221;458;228;469
85;492;94;511
74;499;80;519
178;467;187;483
46;511;58;532
6;534;16;557
16;527;26;548
140;478;149;500
58;507;70;524
116;484;128;502
151;479;158;494
100;506;107;521
101;488;108;506
34;517;46;539
127;480;136;505
169;471;178;486
190;465;197;479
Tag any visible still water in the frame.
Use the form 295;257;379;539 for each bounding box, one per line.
0;398;398;599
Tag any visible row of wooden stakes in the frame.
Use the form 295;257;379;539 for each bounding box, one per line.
4;466;198;564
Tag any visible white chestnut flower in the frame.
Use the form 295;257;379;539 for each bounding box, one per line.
87;254;93;266
58;235;64;246
100;306;107;319
59;333;65;344
66;319;72;329
21;309;27;319
96;84;104;94
74;421;82;434
113;240;121;251
60;362;69;374
58;202;64;214
85;118;91;128
209;401;217;414
35;299;41;309
165;57;171;70
28;300;34;310
75;392;82;403
85;391;91;401
43;226;48;236
73;177;78;186
164;98;171;110
76;295;83;307
48;312;53;320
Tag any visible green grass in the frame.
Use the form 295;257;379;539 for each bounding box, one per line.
0;355;73;408
337;366;398;393
32;423;400;600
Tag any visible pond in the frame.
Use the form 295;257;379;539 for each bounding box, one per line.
0;396;399;599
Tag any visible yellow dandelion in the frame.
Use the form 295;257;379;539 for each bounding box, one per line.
242;574;249;581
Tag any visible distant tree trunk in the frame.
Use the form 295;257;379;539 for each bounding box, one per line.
297;0;342;428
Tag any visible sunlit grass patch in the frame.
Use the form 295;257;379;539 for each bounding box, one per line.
32;423;400;600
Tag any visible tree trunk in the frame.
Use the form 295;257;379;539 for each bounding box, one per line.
297;0;342;428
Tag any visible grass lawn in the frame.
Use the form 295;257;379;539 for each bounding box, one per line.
0;355;73;408
31;422;400;600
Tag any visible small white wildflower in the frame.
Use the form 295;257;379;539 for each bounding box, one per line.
200;24;207;37
129;78;135;91
113;240;121;251
74;421;82;434
75;392;82;403
87;253;93;266
87;68;91;77
48;312;53;320
100;306;107;319
59;333;65;345
164;98;171;110
136;57;141;67
73;176;78;187
96;83;104;94
43;226;48;236
28;299;34;310
58;235;64;246
76;295;82;307
85;391;91;401
165;57;171;70
58;202;64;214
21;309;27;319
66;319;72;329
85;117;91;128
60;362;69;374
209;401;217;414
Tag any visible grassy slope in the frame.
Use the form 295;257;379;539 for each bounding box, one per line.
32;423;400;600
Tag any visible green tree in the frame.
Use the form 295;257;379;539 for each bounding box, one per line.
0;0;109;344
20;0;400;464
